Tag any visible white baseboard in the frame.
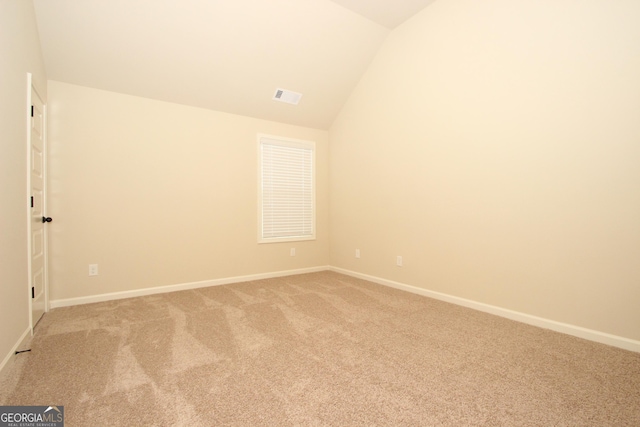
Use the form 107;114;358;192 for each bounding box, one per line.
49;266;329;309
330;266;640;353
46;264;640;353
0;327;31;377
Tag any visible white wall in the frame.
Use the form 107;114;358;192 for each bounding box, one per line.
330;0;640;341
0;0;47;366
47;81;329;302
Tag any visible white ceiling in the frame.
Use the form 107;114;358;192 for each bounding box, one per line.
33;0;436;129
329;0;437;29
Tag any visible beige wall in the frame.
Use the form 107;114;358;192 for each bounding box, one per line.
330;0;640;341
4;0;639;359
47;81;329;301
0;1;47;363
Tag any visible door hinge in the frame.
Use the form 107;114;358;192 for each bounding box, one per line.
31;287;35;299
30;196;34;208
31;105;34;117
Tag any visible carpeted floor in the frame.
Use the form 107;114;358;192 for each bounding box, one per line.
1;271;639;426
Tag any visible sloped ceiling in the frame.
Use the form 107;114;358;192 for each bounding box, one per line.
329;0;437;29
33;0;436;129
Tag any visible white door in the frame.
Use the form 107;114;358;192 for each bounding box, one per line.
28;79;48;331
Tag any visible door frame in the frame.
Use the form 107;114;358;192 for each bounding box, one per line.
26;73;49;333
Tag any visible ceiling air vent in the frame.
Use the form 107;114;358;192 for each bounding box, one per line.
273;88;302;105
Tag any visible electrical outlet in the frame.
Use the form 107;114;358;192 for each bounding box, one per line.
396;256;403;267
290;248;296;256
355;249;360;259
89;264;98;276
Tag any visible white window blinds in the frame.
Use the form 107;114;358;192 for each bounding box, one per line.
259;136;315;242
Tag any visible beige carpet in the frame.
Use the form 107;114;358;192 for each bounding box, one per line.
1;271;639;426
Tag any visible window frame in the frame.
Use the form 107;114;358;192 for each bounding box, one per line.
257;134;316;244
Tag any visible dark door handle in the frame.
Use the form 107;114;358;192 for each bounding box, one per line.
42;217;52;223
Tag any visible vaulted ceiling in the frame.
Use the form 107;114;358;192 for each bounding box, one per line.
33;0;436;129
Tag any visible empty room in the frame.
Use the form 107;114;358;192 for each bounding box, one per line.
1;0;639;425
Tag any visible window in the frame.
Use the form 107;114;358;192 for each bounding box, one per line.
258;135;315;243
